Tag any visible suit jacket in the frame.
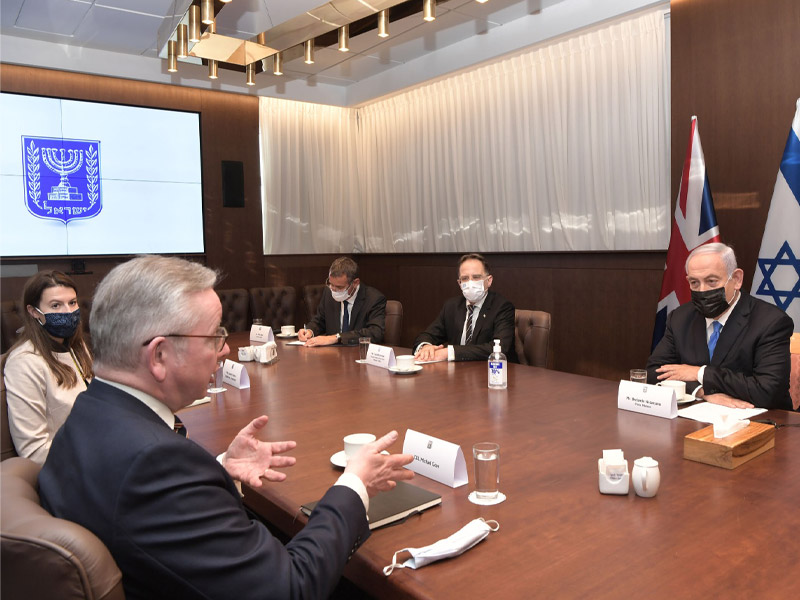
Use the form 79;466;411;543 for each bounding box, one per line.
646;292;794;410
413;290;518;362
38;381;370;600
308;284;386;346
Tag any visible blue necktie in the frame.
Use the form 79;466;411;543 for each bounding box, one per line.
342;300;350;333
708;321;722;360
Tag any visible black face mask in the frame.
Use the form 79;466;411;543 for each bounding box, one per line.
691;281;732;319
36;307;81;339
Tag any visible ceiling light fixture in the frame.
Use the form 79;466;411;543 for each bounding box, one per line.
208;59;218;79
477;0;489;4
423;0;436;22
201;0;214;25
167;40;177;72
246;62;256;86
188;5;201;42
304;39;315;64
273;52;283;75
177;24;188;58
338;25;350;52
378;9;389;37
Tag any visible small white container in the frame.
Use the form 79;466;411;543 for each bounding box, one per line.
598;458;630;495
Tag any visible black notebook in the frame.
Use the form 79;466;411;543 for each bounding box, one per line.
301;481;442;530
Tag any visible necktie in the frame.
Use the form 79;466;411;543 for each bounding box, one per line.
708;321;722;360
173;415;187;437
465;304;476;345
342;300;350;333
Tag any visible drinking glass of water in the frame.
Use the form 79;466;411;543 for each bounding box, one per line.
473;442;500;500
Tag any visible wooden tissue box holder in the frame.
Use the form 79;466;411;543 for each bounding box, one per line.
683;422;775;469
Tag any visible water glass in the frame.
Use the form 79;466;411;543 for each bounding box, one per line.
473;442;500;500
359;336;371;361
630;369;647;384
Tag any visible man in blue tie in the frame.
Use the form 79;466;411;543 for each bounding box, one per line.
299;257;386;347
647;243;794;410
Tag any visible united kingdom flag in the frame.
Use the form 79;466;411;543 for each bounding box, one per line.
651;117;721;349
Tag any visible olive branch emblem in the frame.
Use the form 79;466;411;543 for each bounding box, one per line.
26;140;42;209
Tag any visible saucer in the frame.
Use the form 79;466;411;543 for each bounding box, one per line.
276;333;298;338
330;450;389;468
355;359;367;364
389;365;423;375
677;394;698;405
468;491;507;506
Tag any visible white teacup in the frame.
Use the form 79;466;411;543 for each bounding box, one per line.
238;347;254;362
281;325;295;336
396;355;416;371
632;456;660;498
657;379;686;402
343;433;376;460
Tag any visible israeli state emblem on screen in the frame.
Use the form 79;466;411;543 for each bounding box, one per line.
22;136;102;223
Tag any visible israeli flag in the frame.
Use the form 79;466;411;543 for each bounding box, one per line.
751;98;800;332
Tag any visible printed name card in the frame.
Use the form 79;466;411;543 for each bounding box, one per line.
617;380;677;419
402;429;468;488
222;359;250;389
249;325;274;343
365;344;396;369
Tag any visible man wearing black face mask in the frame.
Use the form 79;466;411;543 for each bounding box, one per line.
647;243;794;410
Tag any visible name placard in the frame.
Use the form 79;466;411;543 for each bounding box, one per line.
617;380;677;419
365;344;397;369
222;359;250;389
402;428;468;488
249;325;274;343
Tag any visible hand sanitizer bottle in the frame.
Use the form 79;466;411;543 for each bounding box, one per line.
488;339;507;389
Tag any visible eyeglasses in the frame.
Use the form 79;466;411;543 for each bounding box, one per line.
458;274;487;284
142;326;229;352
325;277;354;293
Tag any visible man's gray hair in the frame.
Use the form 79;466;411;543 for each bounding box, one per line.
685;242;738;276
90;255;219;370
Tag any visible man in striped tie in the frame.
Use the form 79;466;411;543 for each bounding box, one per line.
647;243;794;410
413;253;517;363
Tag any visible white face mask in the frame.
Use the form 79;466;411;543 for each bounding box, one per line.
383;518;499;575
331;284;354;303
461;279;487;304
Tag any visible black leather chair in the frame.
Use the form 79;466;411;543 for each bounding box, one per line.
1;300;25;354
384;300;403;346
514;309;552;368
216;289;250;333
1;457;126;599
302;284;326;323
249;287;296;330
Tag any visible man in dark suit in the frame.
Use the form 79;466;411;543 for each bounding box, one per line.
38;255;413;600
647;243;793;410
413;253;517;362
298;257;386;346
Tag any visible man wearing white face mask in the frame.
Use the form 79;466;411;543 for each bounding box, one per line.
647;243;793;410
413;254;517;362
299;257;387;347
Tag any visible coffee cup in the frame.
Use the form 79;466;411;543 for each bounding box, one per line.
632;456;660;497
238;346;254;362
343;433;376;460
657;379;686;402
281;325;296;336
395;355;416;371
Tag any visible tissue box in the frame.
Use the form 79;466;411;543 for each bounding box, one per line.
683;422;775;469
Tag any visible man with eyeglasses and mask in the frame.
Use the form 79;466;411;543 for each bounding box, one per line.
38;255;414;599
647;243;794;410
298;256;386;347
413;253;517;362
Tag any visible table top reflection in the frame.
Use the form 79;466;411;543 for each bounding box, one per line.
179;333;800;599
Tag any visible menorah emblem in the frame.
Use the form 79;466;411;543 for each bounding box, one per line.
22;136;103;224
42;148;84;202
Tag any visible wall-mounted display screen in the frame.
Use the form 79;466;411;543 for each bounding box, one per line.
0;93;204;257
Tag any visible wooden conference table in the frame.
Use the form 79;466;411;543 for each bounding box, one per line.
179;332;800;599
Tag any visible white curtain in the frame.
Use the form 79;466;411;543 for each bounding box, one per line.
260;9;669;254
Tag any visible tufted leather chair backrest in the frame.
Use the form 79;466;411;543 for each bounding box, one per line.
249;287;296;330
1;300;25;354
0;457;126;600
216;289;250;333
1;353;18;461
514;309;552;368
303;284;326;323
384;300;403;346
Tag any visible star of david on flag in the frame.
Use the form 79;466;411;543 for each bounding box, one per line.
751;98;800;332
651;116;720;350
